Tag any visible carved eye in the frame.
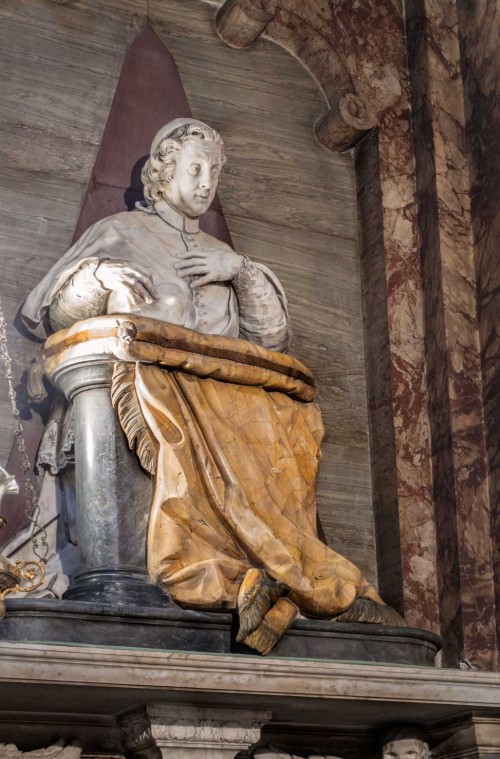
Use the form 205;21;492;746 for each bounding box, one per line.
190;164;201;175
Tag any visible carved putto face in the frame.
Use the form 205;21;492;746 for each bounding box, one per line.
382;738;427;759
163;138;223;218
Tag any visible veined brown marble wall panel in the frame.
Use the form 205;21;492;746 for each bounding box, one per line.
405;0;497;669
376;106;440;635
457;0;500;666
334;0;441;633
406;0;462;666
148;0;375;578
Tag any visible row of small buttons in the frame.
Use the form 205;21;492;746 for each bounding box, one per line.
182;232;207;328
185;234;199;249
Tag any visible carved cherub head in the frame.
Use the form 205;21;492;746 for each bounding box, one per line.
142;118;227;219
380;726;430;759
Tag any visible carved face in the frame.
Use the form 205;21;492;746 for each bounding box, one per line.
382;739;425;759
164;139;223;218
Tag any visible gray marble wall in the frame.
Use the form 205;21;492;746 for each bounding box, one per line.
0;0;375;580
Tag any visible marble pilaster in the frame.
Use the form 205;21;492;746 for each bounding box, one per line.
355;132;404;616
376;104;440;636
457;0;500;669
405;0;497;669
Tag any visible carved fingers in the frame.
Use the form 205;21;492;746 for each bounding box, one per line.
174;248;244;287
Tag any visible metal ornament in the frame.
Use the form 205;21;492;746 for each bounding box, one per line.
0;548;46;617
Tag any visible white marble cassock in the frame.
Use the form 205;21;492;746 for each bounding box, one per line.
21;199;291;351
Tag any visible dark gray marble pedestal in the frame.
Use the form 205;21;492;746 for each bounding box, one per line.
48;352;157;606
0;597;440;665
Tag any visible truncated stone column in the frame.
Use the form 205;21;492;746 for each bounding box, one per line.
48;350;163;606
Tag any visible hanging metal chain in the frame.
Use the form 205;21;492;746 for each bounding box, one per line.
0;294;48;563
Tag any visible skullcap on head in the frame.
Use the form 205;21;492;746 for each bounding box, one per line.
150;118;216;154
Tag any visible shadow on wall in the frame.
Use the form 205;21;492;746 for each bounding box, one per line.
125;156;148;210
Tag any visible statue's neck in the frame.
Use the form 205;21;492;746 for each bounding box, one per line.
153;199;200;234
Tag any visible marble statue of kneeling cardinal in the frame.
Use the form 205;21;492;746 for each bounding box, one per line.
22;118;404;654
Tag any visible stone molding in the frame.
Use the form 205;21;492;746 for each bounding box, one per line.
0;642;498;714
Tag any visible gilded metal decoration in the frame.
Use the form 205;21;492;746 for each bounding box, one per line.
0;293;48;613
0;470;46;617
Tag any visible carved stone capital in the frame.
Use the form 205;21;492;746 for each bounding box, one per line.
147;704;271;758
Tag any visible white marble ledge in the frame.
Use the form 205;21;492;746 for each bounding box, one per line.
0;642;498;708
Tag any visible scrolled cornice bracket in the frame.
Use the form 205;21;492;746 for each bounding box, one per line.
216;0;279;49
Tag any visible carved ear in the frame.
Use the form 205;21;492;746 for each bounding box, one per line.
111;361;159;475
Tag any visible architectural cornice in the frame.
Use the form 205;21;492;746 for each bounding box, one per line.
0;642;498;724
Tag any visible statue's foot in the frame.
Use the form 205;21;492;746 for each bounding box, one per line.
236;568;290;642
242;597;298;655
335;597;406;626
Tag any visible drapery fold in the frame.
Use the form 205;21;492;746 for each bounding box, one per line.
130;347;375;616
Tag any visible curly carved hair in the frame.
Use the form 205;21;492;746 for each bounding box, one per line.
379;726;430;759
141;122;226;205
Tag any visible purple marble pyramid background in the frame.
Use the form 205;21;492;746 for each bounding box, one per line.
73;24;233;246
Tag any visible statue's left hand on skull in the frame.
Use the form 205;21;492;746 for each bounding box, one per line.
174;247;244;288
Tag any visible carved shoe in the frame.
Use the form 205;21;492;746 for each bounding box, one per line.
236;568;290;642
